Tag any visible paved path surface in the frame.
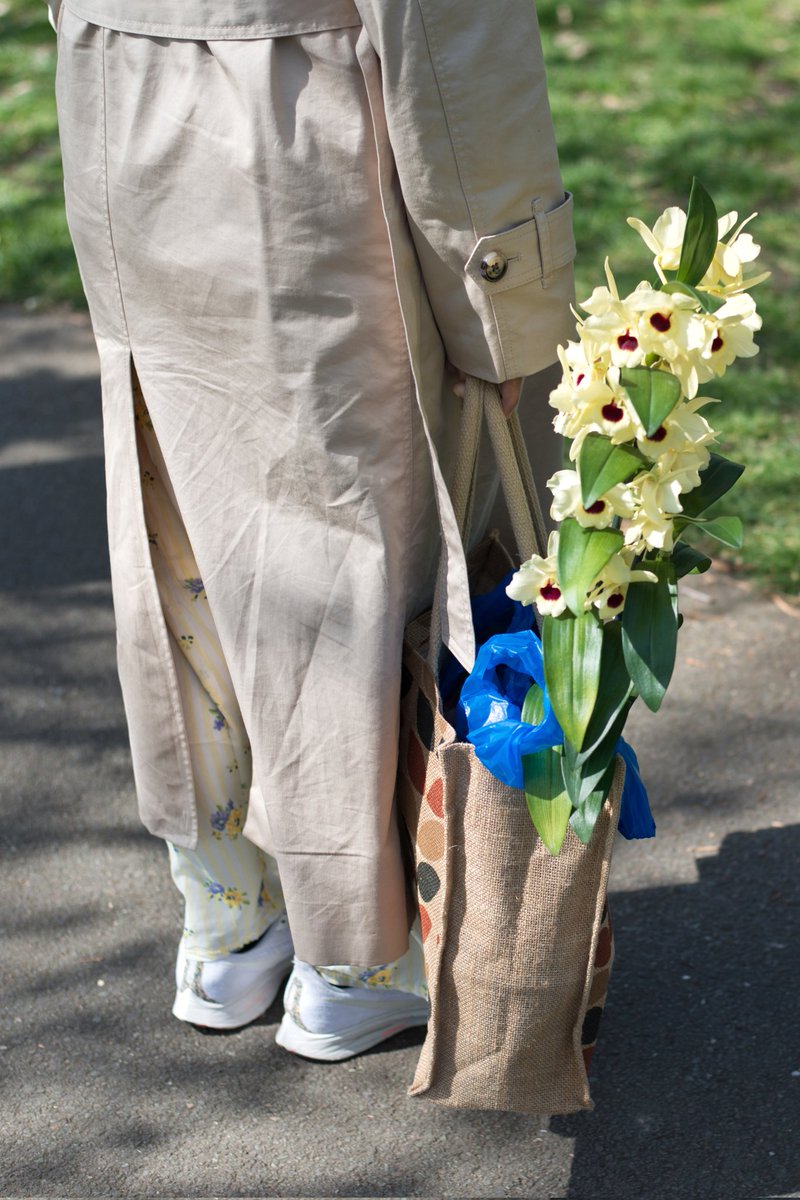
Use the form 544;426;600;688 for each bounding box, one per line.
1;308;799;1199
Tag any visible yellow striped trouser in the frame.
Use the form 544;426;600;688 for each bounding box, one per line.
134;380;426;997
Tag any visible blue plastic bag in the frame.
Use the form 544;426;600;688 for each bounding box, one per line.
438;570;534;725
616;739;656;839
458;629;562;789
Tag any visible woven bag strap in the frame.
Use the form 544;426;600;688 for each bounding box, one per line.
447;377;485;536
482;382;549;563
426;375;549;669
507;401;550;559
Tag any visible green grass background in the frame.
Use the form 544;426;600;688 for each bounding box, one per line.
1;0;798;592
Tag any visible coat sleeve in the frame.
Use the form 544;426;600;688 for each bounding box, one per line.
353;0;576;384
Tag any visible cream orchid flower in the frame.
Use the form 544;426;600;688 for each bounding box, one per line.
635;398;718;461
579;284;621;318
623;285;709;398
624;467;685;552
700;211;771;296
624;440;712;554
548;469;637;529
580;307;647;370
629;204;770;295
627;207;687;282
588;550;658;621
558;374;641;449
578;261;649;368
548;340;602;432
578;257;623;315
554;338;601;383
506;533;567;617
660;444;712;494
625;284;700;362
662;334;706;400
696;292;762;375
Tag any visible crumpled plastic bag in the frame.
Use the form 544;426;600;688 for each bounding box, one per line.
438;570;534;728
616;739;656;840
458;630;562;790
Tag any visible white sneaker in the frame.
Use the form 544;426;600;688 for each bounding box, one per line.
173;914;294;1030
275;958;429;1061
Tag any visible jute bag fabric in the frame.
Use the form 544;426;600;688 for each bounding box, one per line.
397;377;622;1115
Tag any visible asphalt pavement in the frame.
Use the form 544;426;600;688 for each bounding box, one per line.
1;307;799;1199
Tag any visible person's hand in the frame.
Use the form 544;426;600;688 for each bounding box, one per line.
497;377;522;417
447;363;522;417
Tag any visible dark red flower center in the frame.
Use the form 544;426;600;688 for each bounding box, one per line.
584;500;606;514
650;312;671;332
617;331;639;352
711;331;724;353
649;425;668;442
540;583;562;601
607;592;625;609
601;401;625;423
576;373;585;386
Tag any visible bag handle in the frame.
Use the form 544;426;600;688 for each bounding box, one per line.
482;381;549;563
427;375;549;669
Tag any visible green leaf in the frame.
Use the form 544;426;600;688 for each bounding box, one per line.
576;621;634;763
619;366;682;437
698;515;744;549
569;761;616;845
676;178;719;287
577;433;646;508
557;519;624;617
562;706;626;808
563;667;633;806
672;542;712;578
521;682;572;855
621;559;678;712
662;280;726;314
523;746;573;856
543;609;604;750
680;453;745;518
521;682;544;725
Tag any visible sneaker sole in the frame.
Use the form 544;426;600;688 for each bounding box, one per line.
172;960;292;1030
274;1002;429;1061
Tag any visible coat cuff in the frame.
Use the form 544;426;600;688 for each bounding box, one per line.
441;192;577;385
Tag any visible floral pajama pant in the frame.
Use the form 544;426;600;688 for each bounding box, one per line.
134;380;426;997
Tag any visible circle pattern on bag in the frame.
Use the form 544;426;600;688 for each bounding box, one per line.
416;861;441;903
416;820;444;861
396;662;450;964
426;777;444;819
582;903;614;1073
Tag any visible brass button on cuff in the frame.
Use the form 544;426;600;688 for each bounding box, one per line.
479;251;508;282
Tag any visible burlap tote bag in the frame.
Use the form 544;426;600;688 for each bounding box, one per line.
397;377;623;1115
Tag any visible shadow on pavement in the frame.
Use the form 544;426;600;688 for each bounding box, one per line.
554;823;800;1200
3;824;797;1196
1;366;108;590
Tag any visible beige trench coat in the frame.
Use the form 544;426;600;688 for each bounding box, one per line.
53;0;576;964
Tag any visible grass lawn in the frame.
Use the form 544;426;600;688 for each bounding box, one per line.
1;0;798;592
0;1;79;305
